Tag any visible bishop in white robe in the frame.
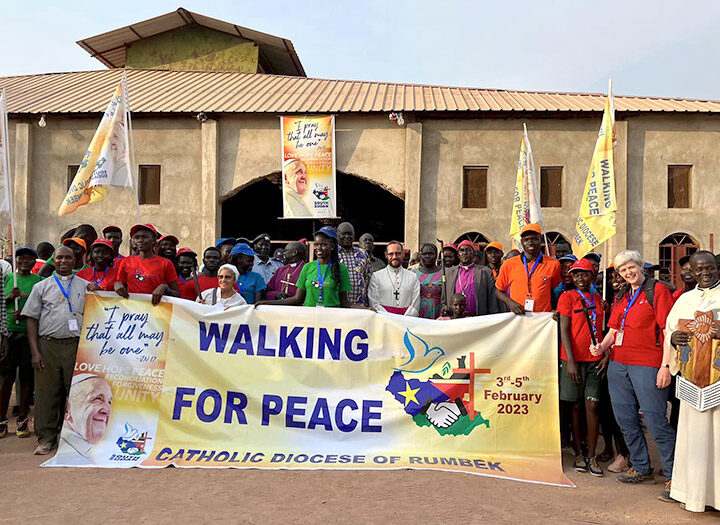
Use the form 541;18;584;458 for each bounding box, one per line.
368;265;421;317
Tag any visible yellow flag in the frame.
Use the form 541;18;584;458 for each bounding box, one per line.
571;93;616;257
509;124;543;246
58;76;133;216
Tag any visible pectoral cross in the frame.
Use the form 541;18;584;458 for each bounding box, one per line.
677;310;720;388
393;289;400;301
280;278;295;295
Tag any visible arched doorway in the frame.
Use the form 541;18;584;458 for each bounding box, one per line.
454;232;489;248
544;231;570;257
659;232;699;289
221;171;404;247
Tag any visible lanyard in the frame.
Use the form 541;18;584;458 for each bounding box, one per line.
574;289;597;332
522;253;542;295
620;286;642;331
92;268;108;285
53;274;74;313
178;275;188;284
316;261;331;301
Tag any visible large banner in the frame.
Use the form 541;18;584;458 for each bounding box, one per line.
280;115;336;218
45;294;571;487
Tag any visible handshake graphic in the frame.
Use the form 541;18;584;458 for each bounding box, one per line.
420;399;467;429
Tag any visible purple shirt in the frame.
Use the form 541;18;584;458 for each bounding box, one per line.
454;264;477;315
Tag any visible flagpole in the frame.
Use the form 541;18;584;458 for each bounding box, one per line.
123;71;140;224
0;90;17;308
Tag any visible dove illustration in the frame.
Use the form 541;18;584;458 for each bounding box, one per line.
394;329;445;374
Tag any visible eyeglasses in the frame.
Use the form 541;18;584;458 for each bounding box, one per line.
218;275;235;280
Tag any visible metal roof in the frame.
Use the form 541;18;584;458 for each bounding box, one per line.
1;68;720;115
76;7;305;77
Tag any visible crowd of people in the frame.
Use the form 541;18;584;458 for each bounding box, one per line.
0;220;716;513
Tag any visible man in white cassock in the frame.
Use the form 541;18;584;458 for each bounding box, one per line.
368;241;420;316
664;251;720;512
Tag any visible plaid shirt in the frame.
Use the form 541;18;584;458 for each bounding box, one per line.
339;247;370;306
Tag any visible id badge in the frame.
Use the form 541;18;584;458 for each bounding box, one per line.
316;303;325;308
68;318;79;331
524;297;535;312
615;330;624;346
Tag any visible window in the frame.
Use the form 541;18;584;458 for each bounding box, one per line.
139;165;161;205
67;165;80;190
668;165;691;208
462;166;488;208
540;166;562;207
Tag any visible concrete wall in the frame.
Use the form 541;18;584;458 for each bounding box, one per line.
126;25;259;73
9;111;719;263
625;115;720;260
16;116;202;253
418;117;628;254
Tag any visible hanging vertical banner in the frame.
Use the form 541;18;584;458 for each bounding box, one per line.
280;115;336;218
509;125;544;247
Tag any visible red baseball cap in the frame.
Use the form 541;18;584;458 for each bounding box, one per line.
130;224;158;237
158;234;179;246
91;239;115;252
520;223;542;236
443;243;458;252
485;241;503;252
102;225;122;235
176;247;197;257
570;259;595;273
457;240;475;250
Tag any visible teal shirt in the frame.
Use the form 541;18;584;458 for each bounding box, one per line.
296;262;351;307
5;272;42;331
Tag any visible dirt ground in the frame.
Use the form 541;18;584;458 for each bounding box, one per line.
0;417;716;525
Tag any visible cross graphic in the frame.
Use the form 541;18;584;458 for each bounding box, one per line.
677;310;720;388
452;352;491;420
393;289;400;301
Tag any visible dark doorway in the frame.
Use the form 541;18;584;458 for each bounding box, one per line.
221;171;405;244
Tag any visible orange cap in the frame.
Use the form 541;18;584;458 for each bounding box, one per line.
62;237;87;251
485;241;503;252
520;223;542;236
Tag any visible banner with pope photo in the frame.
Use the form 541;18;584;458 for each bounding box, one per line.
45;293;571;487
280;115;336;218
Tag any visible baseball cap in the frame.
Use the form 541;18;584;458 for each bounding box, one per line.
130;224;158;237
158;234;179;246
314;226;337;240
90;239;115;252
570;259;595;273
520;224;542;236
215;238;238;248
583;253;602;263
230;243;256;257
559;254;578;263
176;247;197;257
442;243;458;252
15;246;37;257
253;233;271;243
62;237;87;251
457;240;475;249
485;242;503;252
102;225;122;235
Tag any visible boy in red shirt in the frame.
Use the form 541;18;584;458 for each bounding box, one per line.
76;239;119;291
197;247;222;291
558;258;605;476
115;224;179;305
174;248;200;301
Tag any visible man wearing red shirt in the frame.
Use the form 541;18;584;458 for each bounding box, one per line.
174;248;199;301
197;247;222;292
495;224;561;314
114;224;179;306
102;226;124;263
76;240;118;292
558;258;606;476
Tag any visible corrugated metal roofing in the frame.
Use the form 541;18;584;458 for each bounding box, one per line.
2;68;720;115
76;7;306;77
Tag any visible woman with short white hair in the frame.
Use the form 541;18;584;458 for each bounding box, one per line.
197;264;247;308
590;250;676;495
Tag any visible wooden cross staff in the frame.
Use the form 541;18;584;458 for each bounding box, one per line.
573;301;598;346
677;310;720;388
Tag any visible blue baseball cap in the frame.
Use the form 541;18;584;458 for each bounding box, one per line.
15;246;37;257
583;253;602;263
314;226;337;240
643;262;659;270
215;238;238;248
230;243;256;257
558;254;578;263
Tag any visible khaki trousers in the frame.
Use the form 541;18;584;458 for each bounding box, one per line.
34;337;78;445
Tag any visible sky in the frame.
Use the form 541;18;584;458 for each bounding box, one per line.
1;0;718;100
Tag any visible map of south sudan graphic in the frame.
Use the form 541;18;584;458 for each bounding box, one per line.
386;356;491;436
